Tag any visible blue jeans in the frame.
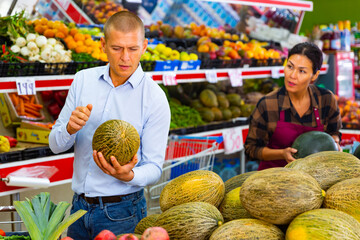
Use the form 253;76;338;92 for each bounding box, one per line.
67;190;147;240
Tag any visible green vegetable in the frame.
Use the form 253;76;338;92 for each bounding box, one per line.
0;10;33;41
13;192;86;240
169;100;205;129
0;235;31;240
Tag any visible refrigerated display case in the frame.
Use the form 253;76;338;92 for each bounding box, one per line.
317;51;355;100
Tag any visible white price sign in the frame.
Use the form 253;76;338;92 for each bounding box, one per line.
271;66;283;79
16;78;36;95
205;70;218;83
222;127;243;154
162;72;177;86
228;69;243;87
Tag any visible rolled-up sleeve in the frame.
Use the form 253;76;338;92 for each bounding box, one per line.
244;98;269;161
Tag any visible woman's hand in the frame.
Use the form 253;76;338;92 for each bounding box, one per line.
283;147;298;163
93;151;138;182
331;135;342;151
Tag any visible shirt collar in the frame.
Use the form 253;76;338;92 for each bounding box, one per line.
280;85;319;111
100;64;144;88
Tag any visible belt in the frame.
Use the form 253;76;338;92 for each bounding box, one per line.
79;193;131;204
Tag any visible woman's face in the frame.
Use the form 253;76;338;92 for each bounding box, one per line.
284;54;319;95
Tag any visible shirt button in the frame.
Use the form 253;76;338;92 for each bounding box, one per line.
88;172;92;176
314;108;317;110
316;117;319;120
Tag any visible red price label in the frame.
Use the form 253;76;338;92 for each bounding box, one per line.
222;127;243;154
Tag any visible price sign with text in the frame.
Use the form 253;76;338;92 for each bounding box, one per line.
222;127;243;154
205;70;218;83
228;69;243;87
16;78;36;96
271;66;283;79
162;72;177;86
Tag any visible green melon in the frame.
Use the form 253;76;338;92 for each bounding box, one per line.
291;131;338;159
190;99;204;110
353;144;360;159
224;171;256;194
209;219;284;240
211;107;223;121
221;108;232;120
240;168;325;225
286;208;360;240
134;214;160;235
117;233;142;239
159;170;225;212
198;107;215;122
92;119;140;165
285;151;360;190
199;89;218;107
229;106;241;118
323;178;360;222
219;187;253;222
155;202;224;240
226;93;242;107
217;95;230;109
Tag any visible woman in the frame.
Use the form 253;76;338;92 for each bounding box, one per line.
244;42;342;170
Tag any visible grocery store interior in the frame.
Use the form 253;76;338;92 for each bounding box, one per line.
1;0;360;238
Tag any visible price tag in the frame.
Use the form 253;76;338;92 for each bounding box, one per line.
228;69;243;87
205;70;218;83
271;67;282;79
222;127;243;154
162;72;177;86
16;78;36;96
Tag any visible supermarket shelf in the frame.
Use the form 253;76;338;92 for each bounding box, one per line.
200;0;313;12
0;65;329;92
52;0;94;24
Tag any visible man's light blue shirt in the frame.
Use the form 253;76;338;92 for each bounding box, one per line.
49;64;171;197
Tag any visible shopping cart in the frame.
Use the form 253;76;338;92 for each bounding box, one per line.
146;135;223;214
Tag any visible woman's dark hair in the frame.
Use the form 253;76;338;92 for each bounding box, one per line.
288;42;323;74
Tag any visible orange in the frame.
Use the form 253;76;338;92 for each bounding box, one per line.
34;25;45;34
75;45;87;53
69;28;78;37
100;53;108;62
84;34;91;39
87;46;93;54
43;29;55;38
47;20;54;29
74;33;85;42
58;25;69;36
55;31;65;39
67;41;77;50
92;51;100;59
76;41;84;47
40;17;48;25
84;38;93;46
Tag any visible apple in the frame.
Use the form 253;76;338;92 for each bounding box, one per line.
170;50;180;61
94;230;116;240
141;227;169;240
60;237;73;240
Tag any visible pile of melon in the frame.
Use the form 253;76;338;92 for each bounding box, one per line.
136;150;360;240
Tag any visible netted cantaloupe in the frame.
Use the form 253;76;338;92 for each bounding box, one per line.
155;202;224;240
285;151;360;190
217;95;230;108
199;89;218;107
92;119;140;165
240;168;325;225
323;177;360;222
159;170;225;212
134;214;160;235
221;108;232;120
209;218;284;240
286;208;360;240
291;131;338;159
198;107;215;122
226;93;242;107
224;171;256;194
219;187;253;222
211;107;223;121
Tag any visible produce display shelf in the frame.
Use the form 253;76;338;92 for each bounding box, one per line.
0;65;329;92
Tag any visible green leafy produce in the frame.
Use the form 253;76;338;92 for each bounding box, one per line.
71;52;98;62
13;192;86;240
0;236;30;240
0;10;33;41
169;100;205;129
1;44;28;63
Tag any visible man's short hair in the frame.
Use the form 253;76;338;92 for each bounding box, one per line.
103;11;145;40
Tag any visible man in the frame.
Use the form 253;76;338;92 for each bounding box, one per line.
49;11;170;239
